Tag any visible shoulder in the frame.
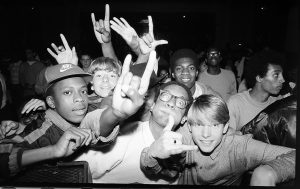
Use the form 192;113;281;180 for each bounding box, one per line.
228;91;248;103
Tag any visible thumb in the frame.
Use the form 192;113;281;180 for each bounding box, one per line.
154;40;168;47
163;115;174;132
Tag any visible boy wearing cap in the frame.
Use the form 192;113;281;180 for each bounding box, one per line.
170;48;220;99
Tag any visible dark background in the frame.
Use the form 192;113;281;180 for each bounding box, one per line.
0;0;298;68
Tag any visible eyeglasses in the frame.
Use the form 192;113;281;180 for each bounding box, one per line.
159;90;189;109
207;52;220;57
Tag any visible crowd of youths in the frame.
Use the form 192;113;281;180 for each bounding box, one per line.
0;4;296;186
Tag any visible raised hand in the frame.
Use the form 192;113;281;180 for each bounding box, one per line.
52;127;93;158
21;99;46;114
110;17;139;50
139;16;168;54
148;115;198;159
47;34;78;65
91;4;111;44
0;120;25;139
112;50;157;119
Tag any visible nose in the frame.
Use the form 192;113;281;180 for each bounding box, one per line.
202;125;211;138
74;91;85;103
166;96;176;109
102;75;109;82
279;74;285;84
181;67;190;74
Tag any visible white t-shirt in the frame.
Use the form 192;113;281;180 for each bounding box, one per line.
75;121;177;184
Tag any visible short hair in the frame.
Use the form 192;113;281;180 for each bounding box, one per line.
88;57;121;75
154;81;193;114
169;48;199;73
188;94;229;125
244;49;285;89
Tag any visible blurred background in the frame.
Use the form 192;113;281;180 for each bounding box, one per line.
0;0;298;68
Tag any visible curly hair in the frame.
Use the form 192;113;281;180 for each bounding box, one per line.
244;49;285;89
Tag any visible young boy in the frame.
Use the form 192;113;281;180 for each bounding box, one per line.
0;63;119;178
87;56;121;110
141;94;295;185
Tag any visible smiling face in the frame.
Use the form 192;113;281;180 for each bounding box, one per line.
49;77;88;124
188;114;228;154
259;64;285;95
151;84;189;128
92;68;119;97
187;94;230;154
172;57;198;90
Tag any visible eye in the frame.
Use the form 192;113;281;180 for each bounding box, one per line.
63;90;72;95
177;99;186;107
273;73;279;78
96;74;103;78
110;74;117;78
189;66;196;71
175;67;183;72
82;89;88;95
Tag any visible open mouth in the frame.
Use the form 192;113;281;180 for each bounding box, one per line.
181;78;191;82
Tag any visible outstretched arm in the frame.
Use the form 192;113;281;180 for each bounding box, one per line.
91;4;118;63
80;51;157;141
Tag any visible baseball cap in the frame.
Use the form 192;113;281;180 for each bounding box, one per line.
42;63;91;94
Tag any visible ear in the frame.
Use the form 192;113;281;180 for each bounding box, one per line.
223;122;229;134
180;116;187;124
172;73;175;78
256;75;263;83
187;122;192;132
46;96;55;109
150;103;155;112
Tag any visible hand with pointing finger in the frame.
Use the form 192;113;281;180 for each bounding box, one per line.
47;34;78;65
148;115;198;159
91;4;111;44
111;50;157;119
139;16;168;55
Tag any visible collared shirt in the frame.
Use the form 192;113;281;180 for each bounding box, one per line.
141;124;295;185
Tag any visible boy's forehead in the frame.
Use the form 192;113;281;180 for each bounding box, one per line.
174;57;196;67
163;84;188;99
267;63;283;72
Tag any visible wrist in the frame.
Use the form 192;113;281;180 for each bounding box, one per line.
112;108;128;120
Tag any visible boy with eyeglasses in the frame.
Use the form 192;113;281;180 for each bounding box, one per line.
197;48;237;102
75;81;197;184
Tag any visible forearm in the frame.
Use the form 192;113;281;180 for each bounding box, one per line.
261;150;295;184
21;145;55;166
135;53;150;65
99;106;126;137
101;42;118;63
140;147;164;175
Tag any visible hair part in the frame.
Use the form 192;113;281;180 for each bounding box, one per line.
88;57;121;75
188;94;229;125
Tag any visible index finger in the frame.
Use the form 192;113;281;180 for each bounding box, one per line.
138;50;156;95
104;4;110;21
163;115;175;132
114;54;132;95
91;13;96;26
60;34;71;51
148;15;154;38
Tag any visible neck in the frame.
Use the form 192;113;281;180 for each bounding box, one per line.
207;66;221;75
149;116;165;140
190;84;196;96
249;85;270;103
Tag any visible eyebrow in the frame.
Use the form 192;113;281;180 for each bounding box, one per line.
163;89;186;99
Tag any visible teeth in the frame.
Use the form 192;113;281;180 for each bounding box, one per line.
182;78;190;82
